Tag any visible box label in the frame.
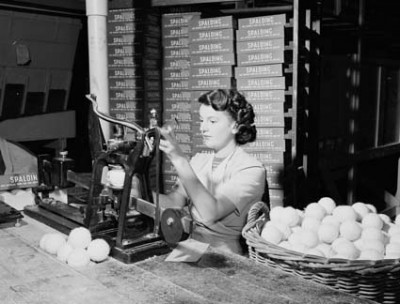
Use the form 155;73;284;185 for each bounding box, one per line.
236;25;284;41
190;66;233;78
189;78;234;90
237;50;284;66
243;90;285;102
189;28;234;42
190;40;235;55
239;14;286;29
237;38;284;53
235;64;282;78
189;16;235;31
191;53;235;66
237;77;285;91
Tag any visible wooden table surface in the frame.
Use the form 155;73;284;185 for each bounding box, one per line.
0;215;373;304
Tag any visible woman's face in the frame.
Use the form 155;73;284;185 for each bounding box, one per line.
199;104;237;152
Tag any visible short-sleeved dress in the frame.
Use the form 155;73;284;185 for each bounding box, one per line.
174;146;266;254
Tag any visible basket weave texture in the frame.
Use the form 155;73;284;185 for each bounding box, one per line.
242;202;400;304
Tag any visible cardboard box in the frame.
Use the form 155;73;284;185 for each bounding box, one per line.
243;138;286;151
267;175;283;189
162;12;201;29
109;8;160;25
189;15;236;31
109;78;144;89
163;47;190;58
189;28;235;42
249;151;284;164
108;44;136;57
190;40;235;55
108;33;161;47
190;53;236;66
237;77;285;91
108;45;161;60
110;89;144;101
110;100;144;112
162;26;189;39
236;25;285;41
163;57;191;70
109;67;143;78
188;77;235;90
163;100;192;112
145;90;162;101
144;79;161;91
256;127;285;139
264;163;284;176
236;38;284;53
174;132;193;144
237;50;284;66
163;90;192;102
163;68;190;80
109;57;160;68
163;111;192;122
238;14;286;29
190;66;233;78
255;114;285;127
111;111;143;123
0;140;38;191
163;36;190;48
163;79;189;91
269;188;284;201
243;90;285;102
252;101;284;114
235;64;282;78
143;68;162;80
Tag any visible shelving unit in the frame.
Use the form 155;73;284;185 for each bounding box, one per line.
104;0;322;208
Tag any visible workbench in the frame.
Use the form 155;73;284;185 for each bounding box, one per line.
0;215;373;304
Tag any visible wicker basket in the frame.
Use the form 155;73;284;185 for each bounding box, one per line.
242;202;400;304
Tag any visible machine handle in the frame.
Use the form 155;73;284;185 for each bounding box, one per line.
86;94;144;135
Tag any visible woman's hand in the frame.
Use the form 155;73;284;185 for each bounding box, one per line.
159;124;185;162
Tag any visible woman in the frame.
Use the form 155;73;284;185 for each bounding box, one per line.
159;89;267;254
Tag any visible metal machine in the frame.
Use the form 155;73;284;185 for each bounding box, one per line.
24;94;190;263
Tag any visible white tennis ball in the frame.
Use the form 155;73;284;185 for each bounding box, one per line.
67;248;90;268
281;207;300;227
318;197;336;214
332;205;357;223
57;242;74;262
87;239;110;262
304;202;327;221
340;220;362;241
68;227;92;249
44;233;67;255
261;224;283;245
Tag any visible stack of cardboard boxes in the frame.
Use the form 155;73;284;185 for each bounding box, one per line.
161;12;200;193
235;14;288;206
188;15;237;155
107;7;162;139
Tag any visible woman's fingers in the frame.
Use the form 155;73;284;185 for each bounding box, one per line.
160;124;175;142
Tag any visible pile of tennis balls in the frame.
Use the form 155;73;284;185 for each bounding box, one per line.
39;227;111;267
261;197;400;260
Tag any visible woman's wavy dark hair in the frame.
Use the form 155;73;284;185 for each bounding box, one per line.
198;89;257;145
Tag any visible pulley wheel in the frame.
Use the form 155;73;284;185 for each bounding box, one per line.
160;208;188;245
